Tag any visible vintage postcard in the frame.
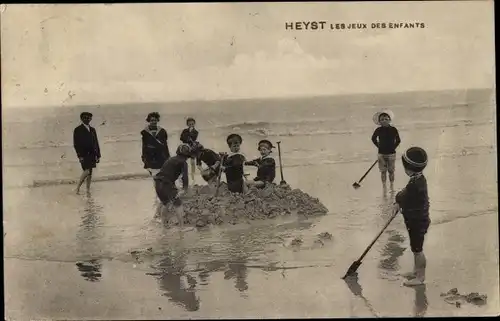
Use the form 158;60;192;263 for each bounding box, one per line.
2;1;497;319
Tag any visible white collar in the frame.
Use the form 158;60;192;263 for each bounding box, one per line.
228;151;244;157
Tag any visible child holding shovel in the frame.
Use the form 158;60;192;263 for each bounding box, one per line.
394;147;430;286
244;139;276;188
371;110;401;190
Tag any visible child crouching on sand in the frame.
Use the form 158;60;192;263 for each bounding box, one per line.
221;134;247;194
394;147;429;286
191;142;222;186
371;110;401;190
154;143;195;232
244;139;276;188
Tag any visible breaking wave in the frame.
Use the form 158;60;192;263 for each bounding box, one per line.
16;144;494;189
9;118;492;150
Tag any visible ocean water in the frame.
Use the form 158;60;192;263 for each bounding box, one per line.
3;89;499;318
2;88;496;188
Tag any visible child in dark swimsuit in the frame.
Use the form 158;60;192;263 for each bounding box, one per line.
245;139;276;188
394;147;430;286
191;142;222;185
154;143;195;232
222;134;246;194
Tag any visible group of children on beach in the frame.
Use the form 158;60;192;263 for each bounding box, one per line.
74;109;430;287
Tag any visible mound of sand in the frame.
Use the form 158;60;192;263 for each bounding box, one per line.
161;183;329;228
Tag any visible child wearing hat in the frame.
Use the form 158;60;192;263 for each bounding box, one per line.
394;147;430;286
244;139;276;188
154;143;195;232
221;133;247;193
371;110;401;190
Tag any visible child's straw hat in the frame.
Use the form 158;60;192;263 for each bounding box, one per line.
372;110;395;125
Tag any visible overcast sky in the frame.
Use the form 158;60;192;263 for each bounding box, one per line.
1;2;495;108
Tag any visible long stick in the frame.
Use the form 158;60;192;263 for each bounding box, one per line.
214;154;226;197
276;141;287;185
342;206;399;279
352;159;378;189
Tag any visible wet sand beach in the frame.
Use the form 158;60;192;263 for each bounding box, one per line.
4;151;499;318
3;91;499;318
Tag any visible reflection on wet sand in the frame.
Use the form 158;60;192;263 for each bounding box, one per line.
344;275;380;317
376;194;428;317
75;193;104;282
413;285;428;317
377;193;406;275
152;250;201;312
144;217;318;311
76;259;103;282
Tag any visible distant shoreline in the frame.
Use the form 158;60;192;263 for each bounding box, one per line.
2;87;494;111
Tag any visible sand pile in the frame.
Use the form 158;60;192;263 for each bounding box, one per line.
440;288;488;307
164;183;329;228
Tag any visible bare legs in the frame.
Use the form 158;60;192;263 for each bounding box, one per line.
76;169;92;194
380;171;387;185
381;171;395;190
403;252;426;286
190;158;195;181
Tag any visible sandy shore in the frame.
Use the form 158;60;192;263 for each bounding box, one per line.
4;212;498;319
4;153;499;319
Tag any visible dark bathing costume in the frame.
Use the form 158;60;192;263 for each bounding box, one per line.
141;125;170;170
371;125;401;155
196;148;221;182
395;172;430;253
154;155;188;207
180;127;199;146
73;122;101;171
223;152;246;193
245;155;276;184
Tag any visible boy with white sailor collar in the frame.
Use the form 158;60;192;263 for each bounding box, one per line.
244;139;276;188
221;134;246;194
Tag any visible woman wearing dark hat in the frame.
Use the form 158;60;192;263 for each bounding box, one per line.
244;139;276;188
154;143;195;233
73;112;101;194
394;147;430;287
141;112;171;177
221;133;246;193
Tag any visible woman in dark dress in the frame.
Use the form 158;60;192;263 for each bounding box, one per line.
141;112;170;177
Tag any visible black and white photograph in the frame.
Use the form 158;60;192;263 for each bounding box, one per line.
2;1;498;319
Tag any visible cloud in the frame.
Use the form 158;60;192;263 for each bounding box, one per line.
1;2;495;108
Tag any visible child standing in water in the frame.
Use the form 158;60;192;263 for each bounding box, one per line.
154;143;195;232
245;139;276;188
371;110;401;190
180;117;199;183
394;147;429;286
222;134;246;193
